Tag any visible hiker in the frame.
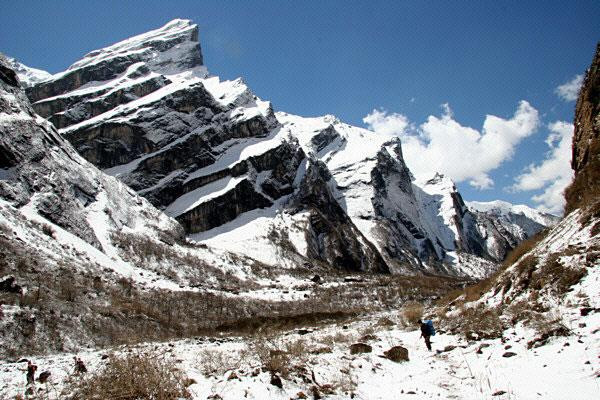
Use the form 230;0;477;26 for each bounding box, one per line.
418;319;435;351
73;357;87;374
26;360;37;385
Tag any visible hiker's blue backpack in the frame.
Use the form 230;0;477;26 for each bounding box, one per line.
426;320;436;336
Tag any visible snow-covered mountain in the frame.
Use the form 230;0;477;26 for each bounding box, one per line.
22;19;556;277
467;200;560;232
7;57;52;88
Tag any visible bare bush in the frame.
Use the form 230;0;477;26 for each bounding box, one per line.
442;304;504;341
250;338;292;378
64;351;191;399
401;301;424;325
198;348;248;376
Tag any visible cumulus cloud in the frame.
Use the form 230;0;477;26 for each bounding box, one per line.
555;74;583;101
363;101;540;189
510;121;574;214
362;109;412;136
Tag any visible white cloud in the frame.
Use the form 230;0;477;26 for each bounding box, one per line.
555;74;583;101
362;109;412;137
363;101;540;189
510;121;574;214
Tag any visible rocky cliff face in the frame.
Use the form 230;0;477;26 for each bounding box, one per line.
20;20;557;277
0;54;182;251
565;43;600;213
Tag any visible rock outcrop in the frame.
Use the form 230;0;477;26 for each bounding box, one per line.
565;43;600;213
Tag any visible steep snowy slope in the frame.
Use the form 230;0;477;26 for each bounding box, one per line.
0;54;181;254
6;57;52;88
24;19;555;276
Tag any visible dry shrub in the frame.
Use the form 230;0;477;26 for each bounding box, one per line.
401;301;424;324
250;339;292;378
505;253;587;299
198;348;247;376
376;316;395;328
505;299;547;325
443;304;504;341
65;351;191;399
285;338;308;361
329;362;357;395
530;255;588;295
503;229;549;268
526;311;570;348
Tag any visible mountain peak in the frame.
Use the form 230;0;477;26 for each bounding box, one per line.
67;18;201;73
27;19;204;104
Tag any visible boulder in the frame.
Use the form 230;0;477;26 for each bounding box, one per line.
384;346;409;362
270;373;283;389
37;371;51;383
350;343;372;354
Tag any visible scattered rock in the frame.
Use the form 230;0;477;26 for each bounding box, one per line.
492;390;507;396
270;373;283;389
297;329;311;335
311;346;332;355
378;317;395;327
38;371;51;383
184;378;197;387
476;343;491;354
0;276;22;294
310;385;322;399
226;371;238;381
580;307;598;316
311;275;321;284
384;346;409;362
502;352;517;358
296;391;307;399
359;334;378;342
350;343;372;354
443;345;456;352
527;325;570;349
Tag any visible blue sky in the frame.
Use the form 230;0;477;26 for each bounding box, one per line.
2;1;598;213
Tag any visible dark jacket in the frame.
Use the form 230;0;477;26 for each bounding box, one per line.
420;322;431;337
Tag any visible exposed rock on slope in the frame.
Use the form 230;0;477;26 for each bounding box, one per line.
23;20;556;276
565;43;600;214
0;54;182;250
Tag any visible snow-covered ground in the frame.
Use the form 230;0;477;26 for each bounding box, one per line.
2;296;598;399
